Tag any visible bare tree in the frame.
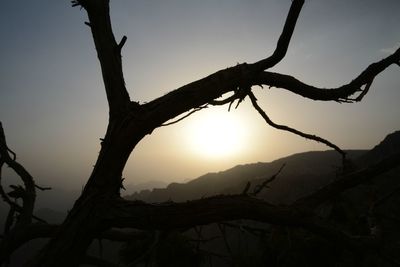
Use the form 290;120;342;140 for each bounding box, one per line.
0;0;399;266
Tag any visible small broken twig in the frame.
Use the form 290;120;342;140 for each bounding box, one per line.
251;163;286;196
161;105;208;127
118;35;127;51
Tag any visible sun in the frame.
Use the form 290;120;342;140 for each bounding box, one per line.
183;110;247;158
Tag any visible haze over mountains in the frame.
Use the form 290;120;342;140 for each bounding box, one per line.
124;150;362;204
1;131;399;225
125;131;400;204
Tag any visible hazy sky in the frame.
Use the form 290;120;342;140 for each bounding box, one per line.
0;0;399;191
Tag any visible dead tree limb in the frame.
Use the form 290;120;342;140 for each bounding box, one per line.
295;152;400;209
251;163;286;196
248;92;346;157
0;0;398;266
108;194;379;252
0;122;37;226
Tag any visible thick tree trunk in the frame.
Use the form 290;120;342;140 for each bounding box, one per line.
26;117;145;267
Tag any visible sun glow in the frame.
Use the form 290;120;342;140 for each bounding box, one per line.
184;110;248;158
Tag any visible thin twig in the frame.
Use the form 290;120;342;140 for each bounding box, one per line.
118;35;127;51
209;93;241;111
248;91;346;159
353;78;374;102
35;184;52;191
209;94;238;106
0;160;15;207
251;163;286;196
161;105;208;127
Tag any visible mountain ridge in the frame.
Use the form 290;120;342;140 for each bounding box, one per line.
125;130;400;204
125;150;365;203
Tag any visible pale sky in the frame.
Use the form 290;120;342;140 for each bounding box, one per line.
0;0;399;191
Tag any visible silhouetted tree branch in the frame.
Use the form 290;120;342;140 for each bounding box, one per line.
251;163;286;196
254;49;400;101
248;91;346;157
0;122;37;226
0;0;399;266
107;190;387;252
77;0;131;118
295;152;400;209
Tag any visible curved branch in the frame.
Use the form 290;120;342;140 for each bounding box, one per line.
139;0;304;130
247;91;346;157
256;47;400;101
0;122;36;225
141;43;399;136
252;0;304;71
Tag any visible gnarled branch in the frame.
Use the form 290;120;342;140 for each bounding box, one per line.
255;47;400;102
141;42;400;137
108;195;377;252
0;122;37;226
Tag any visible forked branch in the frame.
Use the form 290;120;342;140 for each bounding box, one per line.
74;0;131;117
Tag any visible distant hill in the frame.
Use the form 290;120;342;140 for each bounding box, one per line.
124;180;168;195
125;150;364;204
125;130;400;204
357;130;400;166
